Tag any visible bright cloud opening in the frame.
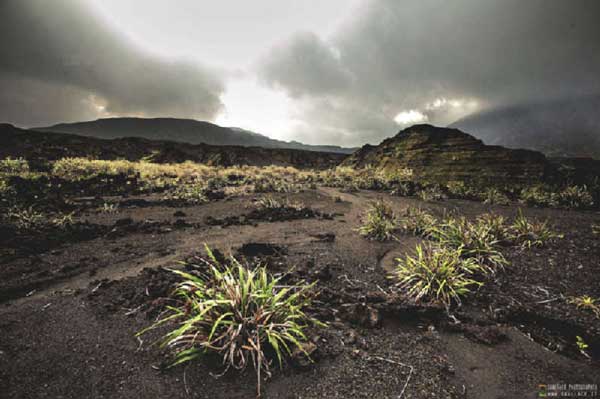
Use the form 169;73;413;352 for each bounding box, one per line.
394;110;428;126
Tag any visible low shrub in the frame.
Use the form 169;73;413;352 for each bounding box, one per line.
138;247;321;395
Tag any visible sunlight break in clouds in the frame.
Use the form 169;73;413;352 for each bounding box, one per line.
394;110;428;126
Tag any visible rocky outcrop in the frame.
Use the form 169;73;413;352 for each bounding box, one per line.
341;124;552;184
0;124;345;169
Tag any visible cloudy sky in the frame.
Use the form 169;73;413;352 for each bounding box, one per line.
1;0;599;146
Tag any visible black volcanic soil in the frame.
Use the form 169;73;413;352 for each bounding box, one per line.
1;188;599;398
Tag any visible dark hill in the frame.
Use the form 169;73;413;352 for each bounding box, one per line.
341;124;553;184
0;124;345;169
35;117;356;154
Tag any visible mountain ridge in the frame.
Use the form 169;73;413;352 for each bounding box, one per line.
34;117;356;154
0;123;346;169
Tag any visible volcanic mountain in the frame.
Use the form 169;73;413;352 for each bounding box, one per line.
35;117;355;154
342;124;553;184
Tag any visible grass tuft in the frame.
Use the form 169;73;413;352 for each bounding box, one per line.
138;246;321;396
426;217;508;274
392;244;483;308
358;200;398;241
509;209;562;248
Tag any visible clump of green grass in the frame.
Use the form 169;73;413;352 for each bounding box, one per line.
446;180;472;199
558;185;594;209
397;206;438;236
256;196;304;211
389;181;414;197
138;247;321;396
392;244;483;308
576;336;590;358
475;213;509;242
426;217;508;274
99;202;119;214
0;177;15;202
509;209;562;248
0;157;30;175
5;206;46;230
257;196;284;209
358;200;398;241
416;185;447;202
4;206;74;231
519;185;558;208
481;187;510;205
568;295;600;318
50;212;74;228
254;178;297;194
164;182;208;204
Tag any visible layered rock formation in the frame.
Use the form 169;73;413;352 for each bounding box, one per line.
341;124;552;184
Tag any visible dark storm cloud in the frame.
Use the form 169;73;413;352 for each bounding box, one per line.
259;32;352;98
0;0;225;127
260;0;600;145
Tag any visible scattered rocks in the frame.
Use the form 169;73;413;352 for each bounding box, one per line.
237;243;286;258
340;303;381;328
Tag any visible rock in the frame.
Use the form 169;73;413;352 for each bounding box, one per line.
340;303;381;328
173;210;186;217
310;232;336;242
449;323;508;345
115;217;134;227
310;264;332;281
173;219;189;228
364;291;388;304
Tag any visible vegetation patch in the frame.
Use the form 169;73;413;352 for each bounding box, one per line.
396;206;438;236
392;244;483;308
425;216;508;275
509;209;562;248
357;200;398;241
138;247;322;396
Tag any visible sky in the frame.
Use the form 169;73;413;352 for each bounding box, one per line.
1;0;600;146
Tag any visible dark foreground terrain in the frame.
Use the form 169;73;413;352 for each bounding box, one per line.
1;186;599;399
